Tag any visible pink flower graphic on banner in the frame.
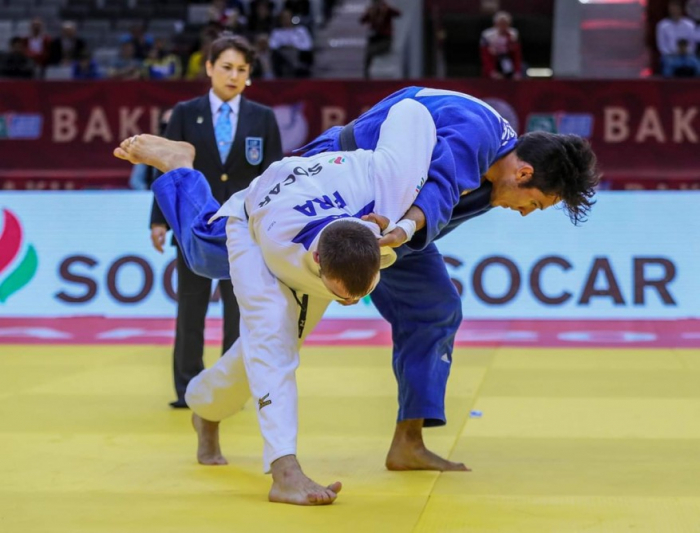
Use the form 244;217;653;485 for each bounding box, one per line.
0;209;38;303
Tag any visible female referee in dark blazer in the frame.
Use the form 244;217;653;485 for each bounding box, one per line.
150;34;283;407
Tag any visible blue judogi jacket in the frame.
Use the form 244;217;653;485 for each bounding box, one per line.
299;86;518;250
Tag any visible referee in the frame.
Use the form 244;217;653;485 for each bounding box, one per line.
149;34;283;407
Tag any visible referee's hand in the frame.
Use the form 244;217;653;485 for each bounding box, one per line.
150;224;167;253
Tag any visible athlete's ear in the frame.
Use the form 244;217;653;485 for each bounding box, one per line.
313;251;320;264
516;162;534;185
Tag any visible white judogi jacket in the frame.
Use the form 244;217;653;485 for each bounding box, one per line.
212;98;437;300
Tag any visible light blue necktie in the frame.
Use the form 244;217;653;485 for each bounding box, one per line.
215;102;232;163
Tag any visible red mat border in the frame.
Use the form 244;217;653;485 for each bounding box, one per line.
1;317;699;348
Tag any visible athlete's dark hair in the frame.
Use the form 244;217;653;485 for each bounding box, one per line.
318;220;381;298
515;132;601;225
209;33;256;65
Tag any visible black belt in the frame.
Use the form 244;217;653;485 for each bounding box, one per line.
290;290;309;339
339;120;358;151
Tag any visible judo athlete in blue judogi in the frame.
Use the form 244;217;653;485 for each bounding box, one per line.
299;86;600;470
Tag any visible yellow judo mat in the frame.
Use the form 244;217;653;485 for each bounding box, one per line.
1;344;700;532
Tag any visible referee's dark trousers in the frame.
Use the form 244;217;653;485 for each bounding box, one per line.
150;92;283;406
173;246;239;403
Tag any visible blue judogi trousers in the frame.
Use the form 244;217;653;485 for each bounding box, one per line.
372;244;461;426
152;168;230;280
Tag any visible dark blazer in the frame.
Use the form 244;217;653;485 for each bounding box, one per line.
150;93;283;229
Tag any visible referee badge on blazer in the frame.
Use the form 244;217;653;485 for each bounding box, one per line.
245;137;263;165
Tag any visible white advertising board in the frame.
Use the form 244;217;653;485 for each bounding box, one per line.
1;192;698;319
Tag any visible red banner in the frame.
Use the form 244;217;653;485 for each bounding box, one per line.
0;79;698;190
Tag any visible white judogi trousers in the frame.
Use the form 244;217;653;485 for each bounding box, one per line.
185;214;330;472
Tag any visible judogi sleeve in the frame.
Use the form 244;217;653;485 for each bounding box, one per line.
370;99;437;224
408;102;509;251
409;124;483;250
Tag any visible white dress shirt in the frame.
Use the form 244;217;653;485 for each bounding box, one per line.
656;17;697;55
209;90;241;145
269;26;314;51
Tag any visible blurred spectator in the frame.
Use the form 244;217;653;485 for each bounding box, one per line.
657;1;696;71
479;11;522;79
48;21;86;66
225;10;247;34
121;23;154;61
248;0;276;36
24;18;52;72
269;8;314;77
227;0;248;21
286;0;311;17
185;38;211;80
285;0;312;28
475;0;500;41
661;38;700;77
210;0;229;23
481;0;500;15
109;41;143;80
130;108;173;190
143;38;182;79
360;0;401;79
0;37;35;78
210;0;248;28
186;33;215;80
251;33;275;79
72;50;101;80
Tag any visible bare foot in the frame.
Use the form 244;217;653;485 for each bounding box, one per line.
191;413;228;466
269;455;342;506
113;134;195;174
385;419;470;472
386;442;470;471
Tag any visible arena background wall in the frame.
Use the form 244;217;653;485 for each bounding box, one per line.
0;80;698;190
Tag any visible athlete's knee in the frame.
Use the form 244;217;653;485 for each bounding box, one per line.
186;373;248;421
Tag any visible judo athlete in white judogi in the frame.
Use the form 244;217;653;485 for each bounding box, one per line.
114;99;436;506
